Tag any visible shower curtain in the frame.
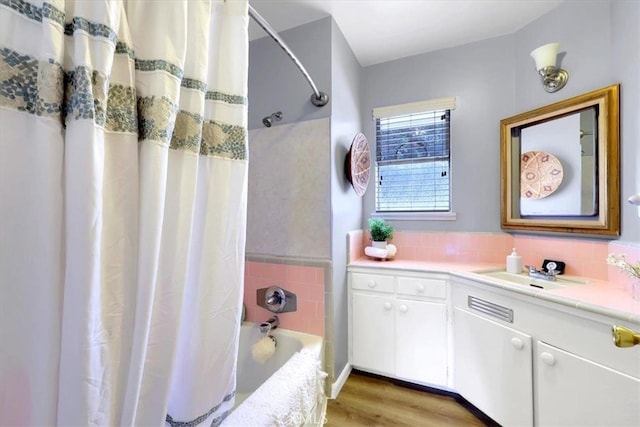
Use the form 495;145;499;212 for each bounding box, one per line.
0;0;248;425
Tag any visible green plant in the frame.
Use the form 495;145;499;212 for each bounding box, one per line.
368;218;394;242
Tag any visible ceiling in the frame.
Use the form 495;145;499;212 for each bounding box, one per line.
248;0;564;67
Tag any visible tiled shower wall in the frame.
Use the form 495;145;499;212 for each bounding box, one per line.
243;255;328;336
246;118;331;259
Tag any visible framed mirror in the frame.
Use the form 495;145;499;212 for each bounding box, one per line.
500;84;620;236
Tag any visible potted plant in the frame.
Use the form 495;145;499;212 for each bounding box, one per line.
368;218;394;249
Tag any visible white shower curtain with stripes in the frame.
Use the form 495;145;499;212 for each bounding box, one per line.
0;0;248;425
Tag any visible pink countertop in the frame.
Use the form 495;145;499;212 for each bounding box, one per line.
349;257;640;323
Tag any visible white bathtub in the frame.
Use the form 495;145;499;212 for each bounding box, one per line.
223;323;326;426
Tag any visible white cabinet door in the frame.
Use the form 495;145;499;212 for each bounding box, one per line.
396;299;447;386
454;307;533;427
351;292;395;375
536;341;640;427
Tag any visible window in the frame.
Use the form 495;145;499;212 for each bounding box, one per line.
373;97;455;214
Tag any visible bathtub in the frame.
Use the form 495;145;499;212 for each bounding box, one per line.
223;323;326;426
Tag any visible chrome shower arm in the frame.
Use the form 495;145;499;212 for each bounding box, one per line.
248;5;329;107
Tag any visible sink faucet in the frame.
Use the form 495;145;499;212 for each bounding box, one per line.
526;263;558;281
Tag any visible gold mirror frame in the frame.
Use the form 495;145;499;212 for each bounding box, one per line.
501;84;620;236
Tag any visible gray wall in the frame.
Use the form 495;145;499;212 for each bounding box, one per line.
513;1;612;111
611;0;640;238
248;17;332;130
514;0;639;240
361;35;515;232
360;0;639;241
329;19;363;378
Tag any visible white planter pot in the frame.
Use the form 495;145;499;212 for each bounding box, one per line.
372;241;387;249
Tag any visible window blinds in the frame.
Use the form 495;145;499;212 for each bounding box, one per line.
374;98;454;212
372;97;456;119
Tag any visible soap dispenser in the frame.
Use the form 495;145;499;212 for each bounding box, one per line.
506;248;523;274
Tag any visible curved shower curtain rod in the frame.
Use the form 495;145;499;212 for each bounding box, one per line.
248;5;330;107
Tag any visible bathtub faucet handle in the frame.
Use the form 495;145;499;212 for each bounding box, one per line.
266;293;282;306
257;286;297;314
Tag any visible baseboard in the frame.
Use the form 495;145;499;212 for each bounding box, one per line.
330;363;352;399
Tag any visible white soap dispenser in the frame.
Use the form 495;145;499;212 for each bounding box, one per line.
506;248;523;274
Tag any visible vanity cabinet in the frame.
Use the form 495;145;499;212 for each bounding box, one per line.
454;307;533;427
349;269;448;388
347;262;639;426
451;275;640;427
351;291;395;375
536;341;640;427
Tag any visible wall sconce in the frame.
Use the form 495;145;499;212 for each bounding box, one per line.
530;43;569;93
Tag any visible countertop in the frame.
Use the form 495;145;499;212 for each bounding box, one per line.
349;258;640;324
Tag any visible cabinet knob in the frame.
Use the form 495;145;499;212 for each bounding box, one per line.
540;352;556;366
511;337;524;350
383;302;392;310
612;325;640;348
367;280;376;288
399;304;408;313
417;284;425;292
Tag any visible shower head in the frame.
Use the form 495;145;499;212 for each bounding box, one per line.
262;111;283;127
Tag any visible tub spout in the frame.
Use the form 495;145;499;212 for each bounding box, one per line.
259;315;279;334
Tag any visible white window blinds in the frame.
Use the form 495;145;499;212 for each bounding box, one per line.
372;97;456;119
374;97;455;213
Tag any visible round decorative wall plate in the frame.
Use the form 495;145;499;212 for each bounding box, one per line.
520;151;564;199
345;132;370;196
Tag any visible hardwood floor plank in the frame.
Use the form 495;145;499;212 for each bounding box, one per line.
326;371;496;427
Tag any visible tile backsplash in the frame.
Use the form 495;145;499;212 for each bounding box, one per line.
356;230;639;286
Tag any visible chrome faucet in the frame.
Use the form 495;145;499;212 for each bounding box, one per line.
526;262;559;281
259;315;279;334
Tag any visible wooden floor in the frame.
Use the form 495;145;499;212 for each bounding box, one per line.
325;371;498;427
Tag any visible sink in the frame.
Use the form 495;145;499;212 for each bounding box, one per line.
476;270;588;290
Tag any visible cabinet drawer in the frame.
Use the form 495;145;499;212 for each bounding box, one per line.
351;273;395;293
397;276;446;299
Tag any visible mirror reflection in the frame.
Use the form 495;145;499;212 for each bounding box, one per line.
516;106;597;217
500;84;620;236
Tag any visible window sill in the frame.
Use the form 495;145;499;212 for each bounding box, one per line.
370;211;457;221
